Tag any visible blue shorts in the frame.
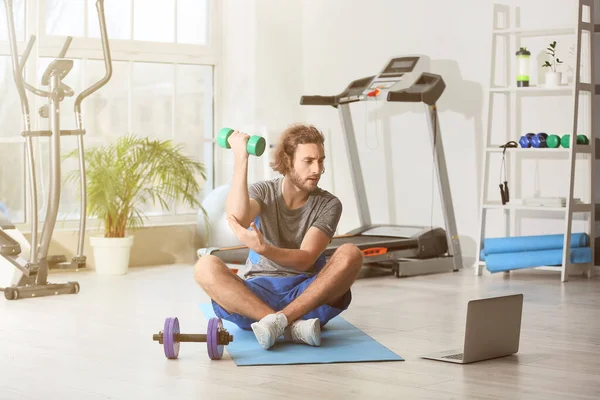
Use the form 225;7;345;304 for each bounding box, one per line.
211;273;352;330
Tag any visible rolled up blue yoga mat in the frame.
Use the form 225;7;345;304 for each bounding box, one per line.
485;246;592;273
482;233;589;256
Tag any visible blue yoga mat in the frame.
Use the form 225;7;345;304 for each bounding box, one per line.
199;304;404;366
485;246;592;273
481;233;589;258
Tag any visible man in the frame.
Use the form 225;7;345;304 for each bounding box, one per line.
194;123;363;350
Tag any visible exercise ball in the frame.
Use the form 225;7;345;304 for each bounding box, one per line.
197;184;242;248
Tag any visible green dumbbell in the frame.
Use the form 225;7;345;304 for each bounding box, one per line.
217;128;266;157
547;134;561;148
560;134;589;148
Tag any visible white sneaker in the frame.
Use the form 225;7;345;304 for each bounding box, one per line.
251;313;288;350
284;318;321;346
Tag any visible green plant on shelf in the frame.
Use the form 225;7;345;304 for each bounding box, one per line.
542;41;563;72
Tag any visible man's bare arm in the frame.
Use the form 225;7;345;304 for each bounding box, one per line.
259;227;331;272
225;132;260;228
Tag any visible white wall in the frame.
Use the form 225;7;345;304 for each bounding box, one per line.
217;0;586;267
215;0;307;186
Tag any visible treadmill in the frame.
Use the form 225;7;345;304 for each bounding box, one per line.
198;55;463;278
299;55;462;277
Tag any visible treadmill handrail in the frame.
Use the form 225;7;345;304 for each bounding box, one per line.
300;75;376;107
387;72;445;105
300;95;338;107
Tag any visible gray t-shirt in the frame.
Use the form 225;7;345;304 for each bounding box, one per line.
243;177;342;278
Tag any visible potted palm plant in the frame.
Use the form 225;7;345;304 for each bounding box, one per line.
65;135;208;275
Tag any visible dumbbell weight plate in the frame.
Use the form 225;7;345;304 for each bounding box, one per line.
163;317;180;359
547;134;560;148
217;128;234;149
247;136;266;157
577;134;590;145
561;134;572;148
519;133;536;148
207;317;225;360
519;135;530;148
531;133;547;148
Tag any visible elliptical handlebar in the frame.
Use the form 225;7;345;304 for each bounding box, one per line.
57;36;73;58
21;37;52;99
74;0;113;128
5;6;75;101
4;0;110;119
72;0;113;260
18;35;76;100
3;0;47;129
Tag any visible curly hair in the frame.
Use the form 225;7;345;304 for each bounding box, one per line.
270;123;325;175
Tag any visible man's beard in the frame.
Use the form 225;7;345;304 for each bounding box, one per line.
288;168;319;193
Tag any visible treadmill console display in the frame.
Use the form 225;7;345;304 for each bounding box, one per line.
382;57;418;75
361;56;424;97
391;60;413;69
368;81;396;89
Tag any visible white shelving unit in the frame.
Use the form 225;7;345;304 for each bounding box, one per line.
475;1;598;282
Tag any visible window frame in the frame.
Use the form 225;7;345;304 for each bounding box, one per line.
36;0;221;65
0;0;221;232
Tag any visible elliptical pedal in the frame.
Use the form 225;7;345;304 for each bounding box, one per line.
48;254;87;270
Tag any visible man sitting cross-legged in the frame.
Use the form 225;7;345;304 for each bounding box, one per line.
194;123;363;350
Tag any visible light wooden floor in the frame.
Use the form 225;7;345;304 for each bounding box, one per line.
1;264;599;399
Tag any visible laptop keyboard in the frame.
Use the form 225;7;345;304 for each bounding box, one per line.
442;353;464;360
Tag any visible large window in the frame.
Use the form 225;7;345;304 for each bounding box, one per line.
0;0;218;227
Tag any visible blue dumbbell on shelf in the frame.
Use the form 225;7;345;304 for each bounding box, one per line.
519;132;548;148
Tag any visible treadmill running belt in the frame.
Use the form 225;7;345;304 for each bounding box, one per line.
207;235;419;265
328;235;418;250
325;235;418;257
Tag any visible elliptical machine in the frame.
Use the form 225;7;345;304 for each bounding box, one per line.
0;0;113;300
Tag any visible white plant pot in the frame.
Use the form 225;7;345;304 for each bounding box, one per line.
90;236;134;275
545;71;562;87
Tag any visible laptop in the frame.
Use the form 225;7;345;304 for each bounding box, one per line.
421;294;523;364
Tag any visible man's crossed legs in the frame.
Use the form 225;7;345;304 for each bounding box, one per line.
194;243;363;350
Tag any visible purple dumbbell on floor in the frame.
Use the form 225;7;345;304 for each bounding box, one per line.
153;316;234;360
